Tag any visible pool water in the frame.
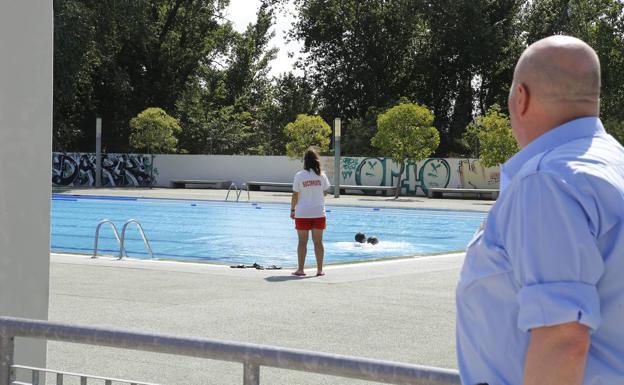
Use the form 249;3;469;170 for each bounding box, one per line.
51;195;486;266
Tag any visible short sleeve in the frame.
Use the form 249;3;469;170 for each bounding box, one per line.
322;173;330;190
293;173;301;192
502;172;604;333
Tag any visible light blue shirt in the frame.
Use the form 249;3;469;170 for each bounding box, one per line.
456;117;624;385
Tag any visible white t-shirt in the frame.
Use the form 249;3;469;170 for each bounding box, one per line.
293;169;331;218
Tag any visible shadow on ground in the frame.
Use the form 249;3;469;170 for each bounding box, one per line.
264;275;315;282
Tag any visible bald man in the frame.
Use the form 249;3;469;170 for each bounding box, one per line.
456;36;624;385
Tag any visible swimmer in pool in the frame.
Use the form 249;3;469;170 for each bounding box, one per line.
354;233;379;246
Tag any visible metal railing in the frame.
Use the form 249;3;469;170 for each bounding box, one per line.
225;183;250;202
225;182;240;202
92;219;153;260
240;183;250;202
119;219;153;259
0;316;460;385
11;364;159;385
92;220;121;258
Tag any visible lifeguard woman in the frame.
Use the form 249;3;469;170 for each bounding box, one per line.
290;147;330;277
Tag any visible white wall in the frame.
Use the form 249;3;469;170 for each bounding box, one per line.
152;155;499;195
0;0;52;373
53;153;501;196
154;155;304;187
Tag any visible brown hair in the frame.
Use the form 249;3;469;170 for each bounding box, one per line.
303;147;321;175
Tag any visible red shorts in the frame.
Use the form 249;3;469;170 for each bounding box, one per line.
295;217;326;230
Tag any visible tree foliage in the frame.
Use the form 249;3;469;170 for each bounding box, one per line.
522;0;624;123
270;0;525;155
53;0;100;150
372;103;439;197
255;73;317;155
464;105;519;167
175;3;280;154
605;119;624;145
129;108;181;153
284;114;331;158
53;0;278;153
54;0;624;158
266;0;623;155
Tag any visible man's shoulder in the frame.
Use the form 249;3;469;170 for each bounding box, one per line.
510;135;624;202
521;135;622;176
554;136;621;171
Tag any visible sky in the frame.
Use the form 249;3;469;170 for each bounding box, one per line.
225;0;302;77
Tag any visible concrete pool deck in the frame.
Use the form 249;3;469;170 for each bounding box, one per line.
47;188;493;384
53;186;494;212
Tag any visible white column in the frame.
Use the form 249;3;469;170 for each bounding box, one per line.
96;118;102;187
0;0;53;374
333;118;341;198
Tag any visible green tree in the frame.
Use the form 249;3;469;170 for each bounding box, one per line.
255;73;317;155
282;1;427;140
53;0;231;151
284;114;331;158
268;0;525;155
464;105;519;167
175;4;278;154
372;103;439;198
341;112;379;156
422;0;525;154
522;0;624;124
129;108;181;153
53;0;100;150
176;95;253;154
461;123;481;159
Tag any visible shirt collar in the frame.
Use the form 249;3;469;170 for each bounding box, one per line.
501;117;605;182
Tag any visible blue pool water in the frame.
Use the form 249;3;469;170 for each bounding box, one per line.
51;194;486;266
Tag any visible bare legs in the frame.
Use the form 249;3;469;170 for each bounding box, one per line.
294;229;325;275
295;230;308;274
312;229;324;275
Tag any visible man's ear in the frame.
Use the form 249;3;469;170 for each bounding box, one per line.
517;83;530;116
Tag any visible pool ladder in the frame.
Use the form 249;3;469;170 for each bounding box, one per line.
92;219;154;260
224;182;250;202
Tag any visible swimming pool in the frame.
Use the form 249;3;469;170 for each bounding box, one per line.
51;194;486;266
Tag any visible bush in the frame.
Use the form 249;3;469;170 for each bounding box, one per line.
129;107;181;153
463;105;519;167
284;114;332;158
372;102;439;197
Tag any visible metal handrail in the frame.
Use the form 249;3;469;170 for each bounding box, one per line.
119;219;154;260
12;364;159;385
239;183;250;202
92;220;121;258
225;182;239;201
0;316;460;385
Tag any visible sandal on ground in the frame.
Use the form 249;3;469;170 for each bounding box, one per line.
291;271;306;276
316;271;325;276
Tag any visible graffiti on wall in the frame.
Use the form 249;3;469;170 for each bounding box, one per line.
337;157;452;195
52;153;156;187
458;159;500;189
